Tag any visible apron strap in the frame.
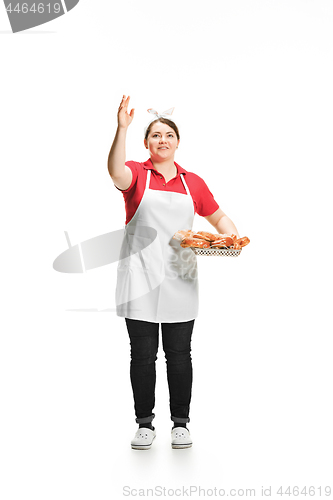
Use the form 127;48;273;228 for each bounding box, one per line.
180;173;195;217
180;173;190;195
145;169;151;190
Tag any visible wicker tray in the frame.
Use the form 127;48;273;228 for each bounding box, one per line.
190;247;242;257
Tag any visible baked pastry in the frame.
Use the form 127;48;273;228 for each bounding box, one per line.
180;238;211;248
210;236;234;248
173;230;250;250
234;236;250;248
173;230;194;241
194;231;221;242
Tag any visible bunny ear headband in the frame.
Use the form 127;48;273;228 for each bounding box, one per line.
144;107;176;136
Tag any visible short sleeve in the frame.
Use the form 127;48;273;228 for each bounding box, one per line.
113;161;139;193
191;174;220;217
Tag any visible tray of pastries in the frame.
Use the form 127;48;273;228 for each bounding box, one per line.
172;230;250;257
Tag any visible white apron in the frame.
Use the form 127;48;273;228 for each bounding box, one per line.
116;168;199;323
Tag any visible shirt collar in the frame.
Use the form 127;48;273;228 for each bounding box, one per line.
143;158;187;175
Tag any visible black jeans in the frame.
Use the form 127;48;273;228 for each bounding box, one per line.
125;318;195;425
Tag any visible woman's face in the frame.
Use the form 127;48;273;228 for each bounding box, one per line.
144;122;180;161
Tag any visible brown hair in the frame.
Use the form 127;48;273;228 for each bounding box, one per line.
144;118;180;141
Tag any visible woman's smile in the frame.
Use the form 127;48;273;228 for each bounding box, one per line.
144;122;179;160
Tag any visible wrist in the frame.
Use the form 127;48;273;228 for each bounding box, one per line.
117;124;128;133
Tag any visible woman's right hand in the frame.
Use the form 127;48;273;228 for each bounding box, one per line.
118;95;134;129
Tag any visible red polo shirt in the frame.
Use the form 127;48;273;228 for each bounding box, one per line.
115;158;220;225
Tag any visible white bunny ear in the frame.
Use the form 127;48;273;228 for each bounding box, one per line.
144;106;177;136
147;107;175;118
147;108;159;117
161;107;175;116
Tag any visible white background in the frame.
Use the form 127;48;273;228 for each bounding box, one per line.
1;1;332;498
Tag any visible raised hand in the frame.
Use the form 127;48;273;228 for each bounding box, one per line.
118;95;135;129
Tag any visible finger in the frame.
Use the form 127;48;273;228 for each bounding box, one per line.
118;100;127;111
119;95;126;107
124;95;130;109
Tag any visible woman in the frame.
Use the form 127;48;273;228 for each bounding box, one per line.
107;95;240;450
